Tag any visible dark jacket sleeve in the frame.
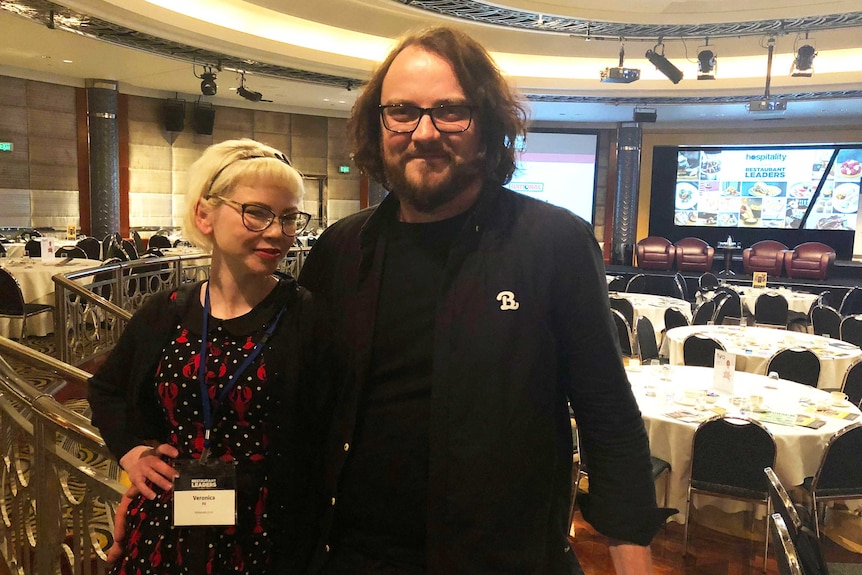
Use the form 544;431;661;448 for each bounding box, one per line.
549;213;675;545
87;290;176;461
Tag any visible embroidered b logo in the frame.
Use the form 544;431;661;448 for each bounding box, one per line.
496;291;520;310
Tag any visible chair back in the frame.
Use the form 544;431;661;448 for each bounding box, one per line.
766;348;820;387
769;514;804;575
810;304;841;338
132;230;145;254
609;296;635;327
24;238;41;257
15;229;41;242
636;316;659;362
765;467;803;540
691;299;717;325
55;245;88;259
683;334;724;367
713;287;743;325
610;309;635;357
842;360;862;408
147;234;173;249
754;293;789;327
840;286;862;316
839;314;862;348
636;236;674;271
0;242;5;256
121;238;139;260
673;272;689;301
698;272;719;292
625;273;647;294
0;268;25;315
664;307;689;331
809;422;862;496
75;236;102;259
691;416;775;497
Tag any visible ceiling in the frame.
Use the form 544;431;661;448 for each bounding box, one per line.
1;0;861;126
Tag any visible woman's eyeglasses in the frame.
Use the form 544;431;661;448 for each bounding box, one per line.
219;198;311;235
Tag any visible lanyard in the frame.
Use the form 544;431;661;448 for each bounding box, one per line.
198;283;286;460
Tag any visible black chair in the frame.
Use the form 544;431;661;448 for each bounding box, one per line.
664;307;689;331
626;273;647;294
15;229;41;242
144;247;165;258
24;238;41;257
147;234;172;249
800;422;862;539
121;238;139;260
713;287;743;325
769;513;805;575
173;239;193;248
132;230;145;255
754;293;789;328
636;316;662;364
839;286;862;317
609;296;635;328
839;315;862;348
673;272;690;302
76;236;102;260
0;268;53;342
765;468;830;575
0;243;6;257
682;334;725;367
607;275;627;292
106;241;129;262
683;416;776;570
841;360;862;408
766;348;821;388
691;299;717;326
55;245;88;259
611;308;635;358
810;304;842;339
698;272;720;294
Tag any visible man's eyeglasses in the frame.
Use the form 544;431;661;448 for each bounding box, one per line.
379;104;474;134
219;198;311;235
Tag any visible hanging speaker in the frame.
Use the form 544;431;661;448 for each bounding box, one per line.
193;104;215;135
163;99;185;132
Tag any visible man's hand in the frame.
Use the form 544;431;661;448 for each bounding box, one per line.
106;485;139;564
119;444;179;500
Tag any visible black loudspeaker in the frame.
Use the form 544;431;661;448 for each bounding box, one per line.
193;104;215;135
163;100;185;132
633;108;657;123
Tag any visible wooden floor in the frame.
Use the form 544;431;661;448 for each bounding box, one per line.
570;510;862;574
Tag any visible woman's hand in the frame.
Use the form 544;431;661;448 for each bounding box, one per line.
119;444;180;500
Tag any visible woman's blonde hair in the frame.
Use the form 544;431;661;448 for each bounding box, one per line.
182;139;304;251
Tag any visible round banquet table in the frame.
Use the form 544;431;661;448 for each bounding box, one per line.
626;364;862;524
0;258;96;337
701;286;818;316
610;292;693;341
3;239;77;259
665;324;861;389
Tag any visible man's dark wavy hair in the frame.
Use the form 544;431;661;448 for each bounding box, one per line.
347;26;528;187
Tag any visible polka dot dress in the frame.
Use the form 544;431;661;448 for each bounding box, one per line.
112;291;282;575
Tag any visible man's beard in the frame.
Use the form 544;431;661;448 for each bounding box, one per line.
383;145;483;214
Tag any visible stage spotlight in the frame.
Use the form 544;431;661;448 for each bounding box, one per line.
697;49;716;80
238;85;263;102
645;44;683;84
791;45;816;77
200;71;217;96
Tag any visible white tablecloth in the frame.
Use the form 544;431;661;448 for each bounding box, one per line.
610;292;693;341
3;240;77;259
0;259;96;337
665;324;861;389
626;364;861;523
701;286;818;316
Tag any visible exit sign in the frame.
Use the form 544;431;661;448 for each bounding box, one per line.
0;142;12;152
338;165;350;174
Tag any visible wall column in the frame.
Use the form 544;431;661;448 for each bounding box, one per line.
86;79;120;239
611;123;642;265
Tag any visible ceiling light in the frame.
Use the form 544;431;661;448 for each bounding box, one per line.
236;73;270;102
600;44;640;84
791;45;816;77
195;65;218;96
697;49;716;80
645;43;683;84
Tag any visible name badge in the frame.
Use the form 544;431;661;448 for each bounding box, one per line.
173;459;237;527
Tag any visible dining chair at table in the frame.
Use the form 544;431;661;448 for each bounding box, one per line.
636;316;663;364
683;416;776;571
841;360;862;408
682;334;725;367
15;229;41;242
147;234;173;250
664;307;689;331
691;299;717;326
698;271;720;294
754;292;790;328
625;273;647;294
24;238;41;258
800;422;862;539
611;309;636;358
838;315;862;349
56;245;88;259
173;239;193;248
673;272;690;302
766;348;821;388
132;230;145;255
0;243;6;257
810;304;842;339
770;514;805;575
121;238;139;260
0;267;53;342
609;295;635;327
839;286;862;317
713;288;743;326
75;236;102;260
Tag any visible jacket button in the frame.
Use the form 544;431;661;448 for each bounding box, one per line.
343;442;350;452
325;544;331;553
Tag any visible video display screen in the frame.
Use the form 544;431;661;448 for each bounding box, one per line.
673;146;862;231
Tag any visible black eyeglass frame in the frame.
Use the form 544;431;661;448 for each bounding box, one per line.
378;104;475;134
218;197;312;236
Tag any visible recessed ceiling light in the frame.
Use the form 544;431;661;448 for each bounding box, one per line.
63;59;73;64
338;100;345;104
323;98;330;102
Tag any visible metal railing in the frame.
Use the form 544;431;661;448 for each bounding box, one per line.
0;247;309;574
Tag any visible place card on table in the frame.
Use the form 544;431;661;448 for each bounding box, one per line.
39;237;55;263
795;414;827;429
664;410;712;423
804;406;860;420
713;349;735;394
754;411;798;426
752;271;767;288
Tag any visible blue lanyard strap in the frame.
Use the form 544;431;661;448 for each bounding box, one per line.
198;283;286;454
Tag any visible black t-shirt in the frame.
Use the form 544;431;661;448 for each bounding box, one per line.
333;211;468;567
